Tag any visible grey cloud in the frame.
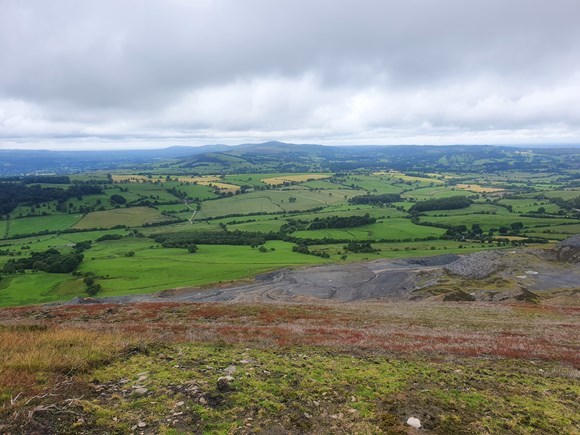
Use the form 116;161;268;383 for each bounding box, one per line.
0;0;579;148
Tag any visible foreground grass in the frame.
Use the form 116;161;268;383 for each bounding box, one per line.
85;343;579;434
0;301;578;433
0;326;133;406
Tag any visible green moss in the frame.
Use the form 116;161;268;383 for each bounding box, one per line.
78;343;580;433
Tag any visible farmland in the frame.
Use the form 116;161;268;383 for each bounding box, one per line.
0;144;578;308
72;207;176;230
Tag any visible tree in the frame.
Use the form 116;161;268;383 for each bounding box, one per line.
110;194;126;205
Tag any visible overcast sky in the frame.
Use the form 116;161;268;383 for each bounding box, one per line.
1;0;580;150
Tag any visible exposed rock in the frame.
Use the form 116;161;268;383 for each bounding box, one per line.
552;235;580;263
133;387;148;396
404;254;460;266
224;365;237;375
445;251;505;279
217;376;235;392
406;416;421;428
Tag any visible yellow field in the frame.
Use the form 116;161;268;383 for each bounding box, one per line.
261;174;331;185
372;171;444;184
182;176;240;193
456;184;505;193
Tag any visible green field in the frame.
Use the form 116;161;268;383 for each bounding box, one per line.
293;219;446;241
73;207;175;229
402;187;474;200
197;189;360;219
498;198;562;214
6;214;83;237
421;203;512;217
420;214;578;231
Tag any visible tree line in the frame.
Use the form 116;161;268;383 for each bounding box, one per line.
410;196;472;213
0;183;103;215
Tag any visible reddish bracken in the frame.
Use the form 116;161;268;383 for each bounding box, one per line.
0;301;578;367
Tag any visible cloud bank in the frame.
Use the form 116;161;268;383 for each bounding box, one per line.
1;0;579;149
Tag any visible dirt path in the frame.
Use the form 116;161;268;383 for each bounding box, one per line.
183;201;196;223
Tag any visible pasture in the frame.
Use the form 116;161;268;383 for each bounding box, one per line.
292;218;446;241
196;189;360;219
420;214;578;231
72;207;175;229
455;184;505;193
261;173;331;185
5;214;82;238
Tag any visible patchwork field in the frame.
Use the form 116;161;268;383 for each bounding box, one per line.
293;219;446;241
455;184;505;193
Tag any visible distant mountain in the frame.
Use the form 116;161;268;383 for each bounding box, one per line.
0;142;578;175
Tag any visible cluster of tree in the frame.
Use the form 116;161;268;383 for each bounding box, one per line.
83;276;102;296
95;234;124;242
2;249;83;274
151;230;277;247
308;213;376;230
291;244;330;258
0;183;103;215
110;194;126;205
444;222;526;241
444;224;487;240
73;241;92;252
343;242;379;253
410;196;472;213
21;175;71;184
348;193;401;205
498;222;524;234
280;218;309;234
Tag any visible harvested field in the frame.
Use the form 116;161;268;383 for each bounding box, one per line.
455;184;505;193
261;174;331;185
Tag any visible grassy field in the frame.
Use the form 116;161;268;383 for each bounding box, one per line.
5;214;83;237
421;203;512;217
419;214;578;231
0;273;74;306
77;240;329;298
455;184;505;193
292;219;446;241
0;240;329;306
402;186;474;200
197;189;360;219
261;173;331;185
343;175;408;194
310;239;509;260
498;198;562;214
72;207;175;229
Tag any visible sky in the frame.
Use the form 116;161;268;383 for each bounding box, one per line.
1;0;580;150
